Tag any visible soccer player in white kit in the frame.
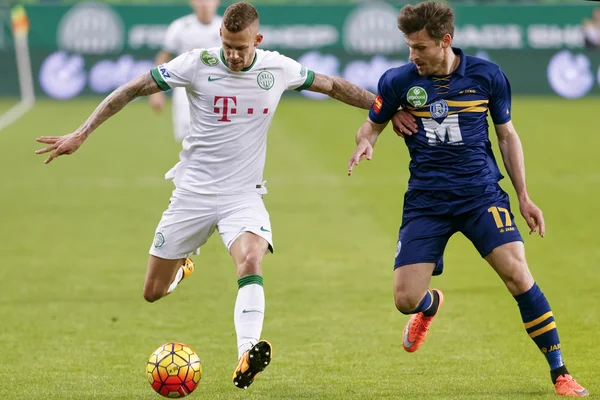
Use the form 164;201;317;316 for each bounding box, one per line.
148;0;222;142
36;2;376;390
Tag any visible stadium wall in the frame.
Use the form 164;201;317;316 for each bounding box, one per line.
1;2;600;99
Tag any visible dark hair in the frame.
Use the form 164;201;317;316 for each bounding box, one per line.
397;1;454;41
222;2;259;33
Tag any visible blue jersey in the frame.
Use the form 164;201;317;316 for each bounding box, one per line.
369;48;512;190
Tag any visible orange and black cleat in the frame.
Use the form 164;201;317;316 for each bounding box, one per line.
233;340;273;389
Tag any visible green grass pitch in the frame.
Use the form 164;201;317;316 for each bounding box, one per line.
0;96;598;399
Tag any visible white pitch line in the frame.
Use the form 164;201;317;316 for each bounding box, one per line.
0;100;34;131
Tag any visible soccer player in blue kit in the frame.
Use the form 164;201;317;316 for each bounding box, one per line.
347;2;588;397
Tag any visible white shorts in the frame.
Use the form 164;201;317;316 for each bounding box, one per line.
172;87;190;142
149;188;273;260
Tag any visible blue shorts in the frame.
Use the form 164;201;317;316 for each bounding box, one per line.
394;184;523;275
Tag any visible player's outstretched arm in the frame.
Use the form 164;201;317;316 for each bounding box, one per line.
36;72;162;164
149;51;175;112
495;121;545;237
307;73;376;110
347;118;388;176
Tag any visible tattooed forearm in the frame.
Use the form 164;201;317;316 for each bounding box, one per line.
329;77;376;110
77;72;162;138
308;73;376;110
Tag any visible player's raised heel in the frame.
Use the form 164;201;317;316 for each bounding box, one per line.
554;375;589;397
232;340;272;390
402;289;444;353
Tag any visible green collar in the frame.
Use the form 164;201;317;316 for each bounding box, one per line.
220;48;257;72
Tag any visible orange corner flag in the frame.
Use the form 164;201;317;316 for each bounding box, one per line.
11;5;30;36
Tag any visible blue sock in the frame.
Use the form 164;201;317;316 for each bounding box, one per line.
401;289;438;315
514;283;565;373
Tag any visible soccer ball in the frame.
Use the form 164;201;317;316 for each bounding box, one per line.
146;342;202;398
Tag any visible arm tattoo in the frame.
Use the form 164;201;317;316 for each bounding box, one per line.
308;73;375;110
330;76;376;110
77;72;162;138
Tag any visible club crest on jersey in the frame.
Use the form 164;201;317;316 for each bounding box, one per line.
201;50;219;67
407;86;428;107
300;66;307;77
430;100;449;119
257;71;275;90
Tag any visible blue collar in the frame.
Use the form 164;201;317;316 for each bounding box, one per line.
452;47;466;77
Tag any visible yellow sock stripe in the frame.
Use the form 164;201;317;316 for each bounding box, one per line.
529;321;557;339
524;311;553;329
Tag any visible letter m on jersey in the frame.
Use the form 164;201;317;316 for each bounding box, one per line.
422;114;463;145
214;96;237;122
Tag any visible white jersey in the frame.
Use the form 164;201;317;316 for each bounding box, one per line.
163;14;222;56
151;47;315;194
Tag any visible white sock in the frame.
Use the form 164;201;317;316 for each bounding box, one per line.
234;275;265;359
166;267;183;294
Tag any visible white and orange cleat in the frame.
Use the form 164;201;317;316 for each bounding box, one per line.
554;375;589;397
402;289;444;353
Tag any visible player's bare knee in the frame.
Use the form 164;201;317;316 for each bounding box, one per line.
510;266;534;295
143;291;158;303
238;251;263;276
502;257;534;295
394;292;421;314
142;284;166;303
143;290;161;303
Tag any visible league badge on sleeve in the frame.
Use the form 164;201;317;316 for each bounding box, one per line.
373;95;383;113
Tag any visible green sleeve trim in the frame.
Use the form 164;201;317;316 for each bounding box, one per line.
237;274;263;288
295;69;315;92
150;67;171;91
